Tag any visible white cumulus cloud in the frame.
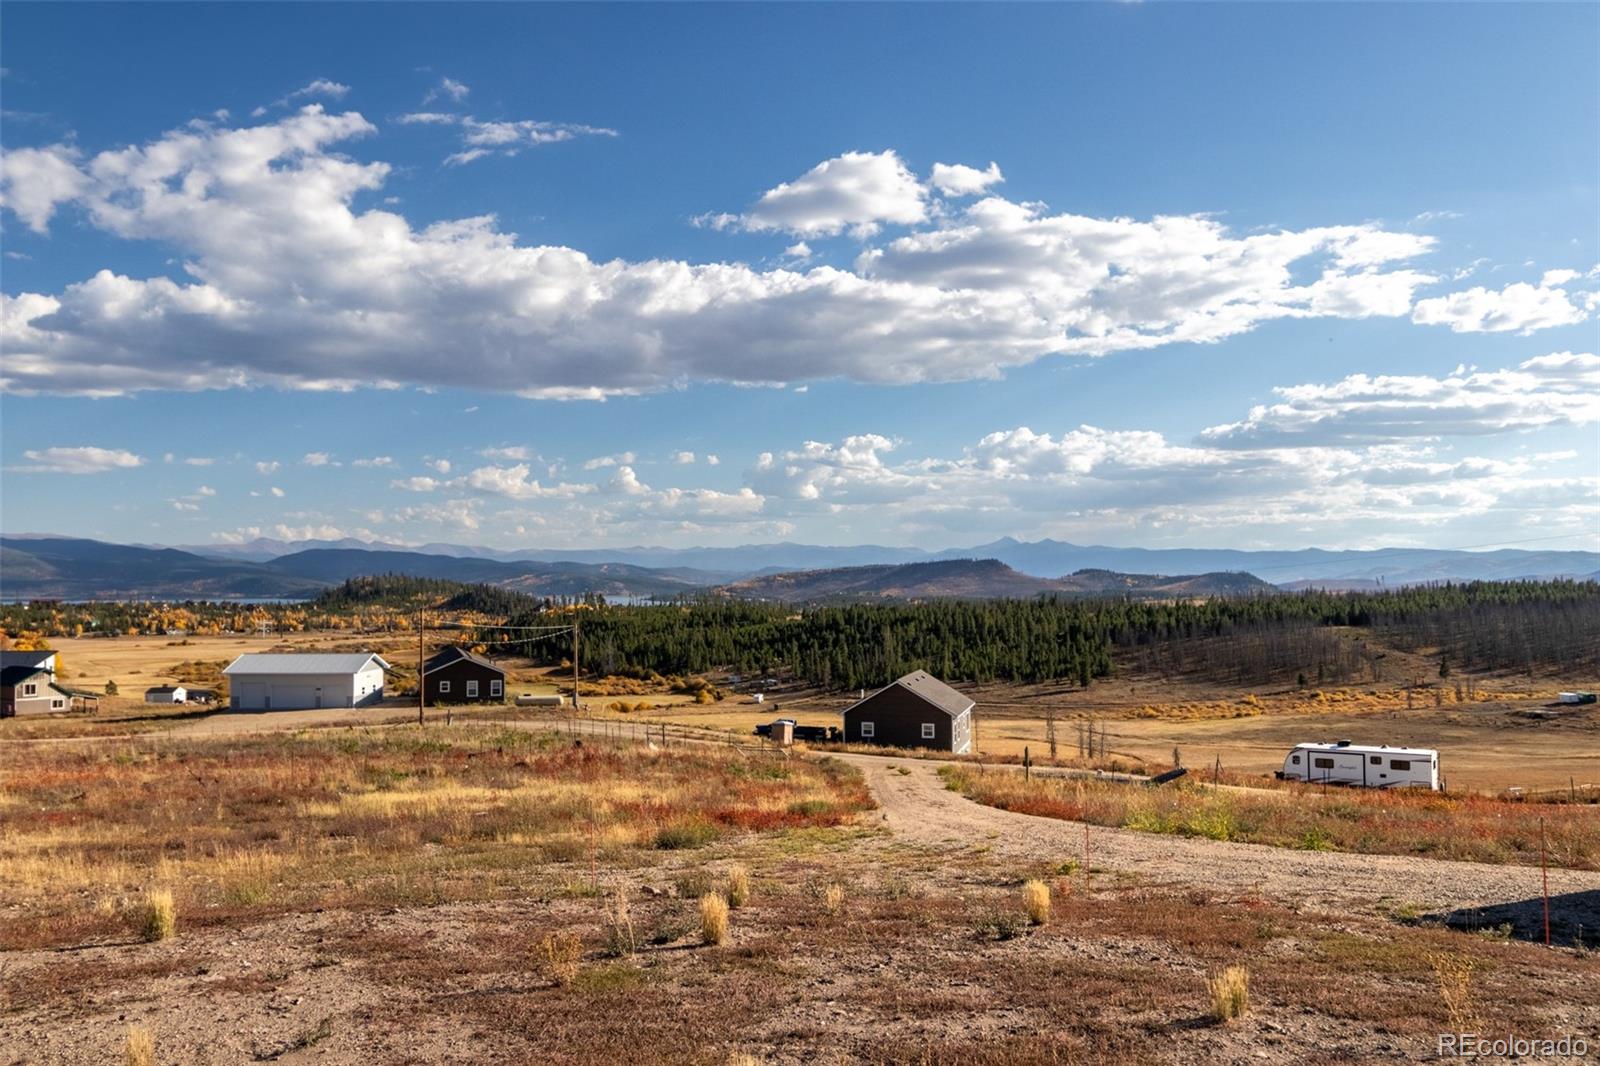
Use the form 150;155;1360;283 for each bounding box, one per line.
1412;276;1591;334
734;150;927;237
13;446;144;474
1202;353;1600;446
0;111;1447;399
929;161;1004;196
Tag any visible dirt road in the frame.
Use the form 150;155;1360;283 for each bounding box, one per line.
831;752;1600;934
65;707;1600;933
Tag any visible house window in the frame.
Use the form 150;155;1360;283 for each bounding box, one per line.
1313;757;1335;769
921;723;936;739
52;699;64;709
438;680;451;694
1390;759;1411;771
490;679;502;697
466;680;479;698
23;683;36;696
860;721;875;738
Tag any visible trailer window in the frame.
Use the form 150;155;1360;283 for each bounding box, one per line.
1390;759;1411;771
1291;755;1301;765
1313;757;1335;769
1370;756;1382;764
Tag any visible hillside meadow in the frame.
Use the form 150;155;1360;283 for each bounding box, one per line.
939;765;1600;869
0;725;870;951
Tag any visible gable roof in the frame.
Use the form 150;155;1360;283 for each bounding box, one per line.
1;664;52;688
842;670;974;719
423;646;504;676
223;652;391;676
0;650;56;672
145;685;186;694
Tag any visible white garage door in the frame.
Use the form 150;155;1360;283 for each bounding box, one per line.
270;684;320;710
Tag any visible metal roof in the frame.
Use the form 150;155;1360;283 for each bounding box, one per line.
423;646;504;676
1;664;51;687
0;650;56;670
223;652;391;676
843;669;974;719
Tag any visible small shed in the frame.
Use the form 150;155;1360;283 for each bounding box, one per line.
423;647;506;706
841;670;974;753
145;685;187;704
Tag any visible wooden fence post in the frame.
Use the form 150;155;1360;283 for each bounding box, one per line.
1541;816;1551;948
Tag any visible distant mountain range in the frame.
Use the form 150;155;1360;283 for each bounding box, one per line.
0;538;726;601
167;533;1600;584
1;533;1594;602
715;559;1277;602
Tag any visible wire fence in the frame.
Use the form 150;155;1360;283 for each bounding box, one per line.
482;713;784;755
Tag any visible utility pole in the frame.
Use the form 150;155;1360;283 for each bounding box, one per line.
417;608;425;726
571;617;580;713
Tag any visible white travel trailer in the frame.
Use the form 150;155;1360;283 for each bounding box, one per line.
1279;740;1439;790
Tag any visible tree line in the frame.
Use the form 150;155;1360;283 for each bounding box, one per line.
493;580;1600;690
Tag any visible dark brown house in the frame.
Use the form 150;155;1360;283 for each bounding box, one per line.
841;670;974;753
422;647;506;706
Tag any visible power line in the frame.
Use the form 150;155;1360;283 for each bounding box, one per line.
429;622;575;632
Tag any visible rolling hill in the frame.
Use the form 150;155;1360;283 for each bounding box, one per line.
0;538;729;601
712;558;1277;602
175;534;1600;584
0;537;327;600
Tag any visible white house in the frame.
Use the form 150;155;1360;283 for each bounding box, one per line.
222;652;391;711
144;685;187;704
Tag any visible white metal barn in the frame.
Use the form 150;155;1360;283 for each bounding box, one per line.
1279;740;1439;790
222;653;391;711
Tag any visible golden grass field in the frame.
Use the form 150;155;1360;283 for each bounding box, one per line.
4;717;1599;1063
12;631;1598;791
633;676;1600;793
5;633;1600;1062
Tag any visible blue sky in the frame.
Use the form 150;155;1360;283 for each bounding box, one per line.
2;3;1596;552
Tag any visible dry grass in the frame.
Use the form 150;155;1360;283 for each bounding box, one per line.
123;1023;155;1066
6;843;1597;1064
725;863;751;908
1021;879;1050;926
540;931;582;986
822;882;846;917
139;889;175;942
940;766;1600;868
605;889;637;958
700;891;729;945
0;725;872;949
1430;953;1482;1032
1207;965;1250;1023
